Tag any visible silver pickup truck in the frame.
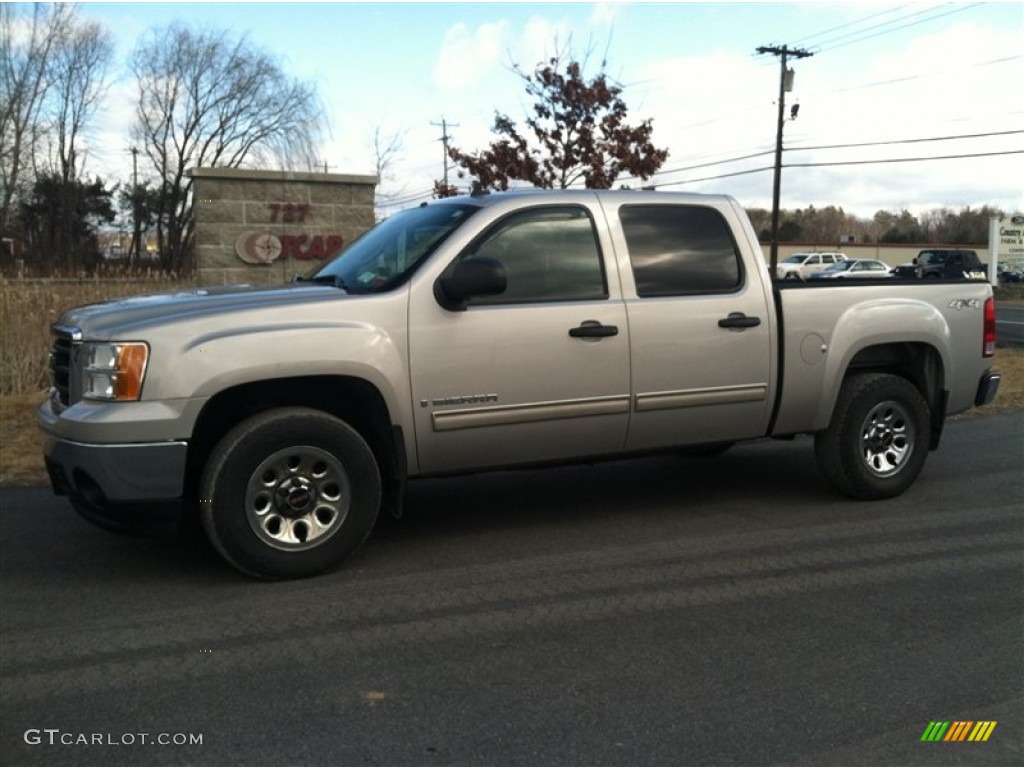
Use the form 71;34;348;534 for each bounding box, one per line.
38;190;1001;579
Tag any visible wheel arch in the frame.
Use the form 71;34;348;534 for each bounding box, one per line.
185;375;406;510
825;341;947;449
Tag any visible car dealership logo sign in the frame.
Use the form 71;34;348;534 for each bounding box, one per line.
234;232;343;264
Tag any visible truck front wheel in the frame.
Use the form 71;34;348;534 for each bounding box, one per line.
199;408;381;579
815;373;930;500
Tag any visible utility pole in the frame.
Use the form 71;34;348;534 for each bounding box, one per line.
130;146;141;267
431;117;459;189
756;44;813;277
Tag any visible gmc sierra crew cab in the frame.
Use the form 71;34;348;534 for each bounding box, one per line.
38;190;1001;579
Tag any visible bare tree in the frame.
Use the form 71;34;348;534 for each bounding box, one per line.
370;125;406;214
130;24;326;271
40;20;114;270
0;3;73;239
46;20;114;184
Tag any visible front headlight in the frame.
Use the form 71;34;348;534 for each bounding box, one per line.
81;342;149;401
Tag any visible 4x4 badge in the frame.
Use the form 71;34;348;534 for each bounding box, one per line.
948;299;980;310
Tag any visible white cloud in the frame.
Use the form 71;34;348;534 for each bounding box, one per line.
432;20;509;91
517;14;574;67
589;1;623;30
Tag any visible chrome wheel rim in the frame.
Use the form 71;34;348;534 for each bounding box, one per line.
859;400;914;477
245;446;351;551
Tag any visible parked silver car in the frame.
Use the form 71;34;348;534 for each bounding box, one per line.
810;259;893;279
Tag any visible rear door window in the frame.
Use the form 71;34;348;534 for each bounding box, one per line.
620;205;743;296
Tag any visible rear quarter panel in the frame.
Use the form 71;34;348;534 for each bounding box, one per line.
772;281;992;435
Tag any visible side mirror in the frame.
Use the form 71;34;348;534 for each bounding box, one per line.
435;257;507;311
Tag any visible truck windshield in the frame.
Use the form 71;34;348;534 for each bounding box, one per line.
305;202;479;293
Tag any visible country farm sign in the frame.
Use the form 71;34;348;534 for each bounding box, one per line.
996;214;1024;257
990;212;1024;273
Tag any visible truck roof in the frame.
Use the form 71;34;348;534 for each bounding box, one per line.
424;187;742;211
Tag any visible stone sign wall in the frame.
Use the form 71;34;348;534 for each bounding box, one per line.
189;167;377;285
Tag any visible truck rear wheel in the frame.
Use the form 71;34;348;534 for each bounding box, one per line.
814;373;930;500
199;408;381;579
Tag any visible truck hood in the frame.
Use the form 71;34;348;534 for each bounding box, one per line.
57;282;351;338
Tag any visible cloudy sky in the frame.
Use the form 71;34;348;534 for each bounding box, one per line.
77;0;1024;219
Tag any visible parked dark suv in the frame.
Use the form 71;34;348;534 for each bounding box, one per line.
915;249;987;279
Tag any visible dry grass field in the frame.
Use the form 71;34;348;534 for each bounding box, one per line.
1;278;1022;487
0;276;192;396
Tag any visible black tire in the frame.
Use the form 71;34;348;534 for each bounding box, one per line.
200;407;381;579
815;373;930;500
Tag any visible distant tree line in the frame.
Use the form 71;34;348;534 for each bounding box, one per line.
745;204;1004;247
1;3;324;275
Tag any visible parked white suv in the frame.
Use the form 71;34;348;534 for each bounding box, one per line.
776;252;848;280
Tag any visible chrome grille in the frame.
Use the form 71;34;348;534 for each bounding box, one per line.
49;326;80;410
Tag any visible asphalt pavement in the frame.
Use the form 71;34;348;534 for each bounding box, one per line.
1;412;1021;766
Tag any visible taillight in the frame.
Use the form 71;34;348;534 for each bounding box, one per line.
983;297;996;358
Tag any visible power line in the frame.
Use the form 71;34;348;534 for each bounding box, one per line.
809;3;959;50
790;128;1024;152
835;53;1022;93
645;149;777;178
381;188;436;207
650;166;776;188
387;125;1022;207
661;51;1019;140
648;147;1024;188
790;4;913;46
640;128;1024;184
815;3;983;54
787;148;1024;169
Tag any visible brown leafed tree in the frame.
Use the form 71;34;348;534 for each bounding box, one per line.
432;179;460;199
130;24;325;271
447;56;668;192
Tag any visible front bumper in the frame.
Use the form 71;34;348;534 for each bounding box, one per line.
42;433;188;502
41;432;189;535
